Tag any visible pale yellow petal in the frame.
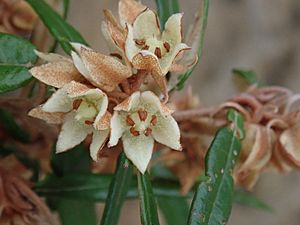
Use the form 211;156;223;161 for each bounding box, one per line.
119;0;147;26
151;114;182;150
108;112;126;147
122;131;154;173
160;43;190;75
90;129;109;161
114;91;140;112
28;106;65;124
56;112;92;153
42;84;72;113
162;13;183;45
132;9;160;40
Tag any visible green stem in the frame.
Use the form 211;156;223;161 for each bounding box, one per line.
100;152;133;225
138;171;160;225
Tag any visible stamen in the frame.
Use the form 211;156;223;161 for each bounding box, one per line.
110;53;123;60
142;45;150;50
150;115;157;125
163;42;170;52
73;99;82;110
138;109;148;121
144;127;152;136
130;127;140;136
134;39;146;46
154;47;162;58
85;120;93;125
126;115;135;126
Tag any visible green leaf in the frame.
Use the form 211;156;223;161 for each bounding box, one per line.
232;69;257;85
234;191;273;212
156;0;180;29
187;127;241;225
175;0;209;91
25;0;88;54
138;171;160;225
158;197;189;225
227;109;245;140
0;108;30;143
51;144;91;176
34;174;191;201
0;65;32;94
63;0;70;19
100;153;133;225
0;33;37;64
52;198;97;225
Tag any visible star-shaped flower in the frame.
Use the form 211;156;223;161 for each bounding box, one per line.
108;91;182;173
125;9;190;77
28;49;116;160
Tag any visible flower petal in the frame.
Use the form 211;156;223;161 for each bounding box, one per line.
131;52;168;98
140;91;173;115
152;114;182;150
279;124;300;168
159;43;190;75
42;84;72;113
56;112;92;153
162;13;183;46
114;91;140;111
28;106;65;124
118;0;147;26
103;9;126;50
125;24;143;61
72;44;132;92
94;111;111;130
132;9;160;40
108;111;126;147
34;50;71;63
122;131;154;173
238;124;271;173
90;129;109;161
30;60;83;88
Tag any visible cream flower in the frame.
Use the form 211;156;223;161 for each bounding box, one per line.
29;81;110;161
125;9;190;77
70;43;132;92
108;91;182;173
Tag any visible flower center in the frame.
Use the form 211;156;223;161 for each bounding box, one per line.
72;98;98;125
135;37;171;59
125;108;158;137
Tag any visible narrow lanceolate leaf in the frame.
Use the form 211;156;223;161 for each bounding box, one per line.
187;127;241;225
138;172;160;225
34;174;191;201
0;65;32;94
158;197;189;225
100;153;133;225
234;191;273;212
0;108;30;143
25;0;87;54
0;33;37;65
63;0;70;19
175;0;209;91
155;0;180;29
232;69;258;85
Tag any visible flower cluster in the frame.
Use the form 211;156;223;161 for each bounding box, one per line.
160;85;300;192
29;0;191;173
